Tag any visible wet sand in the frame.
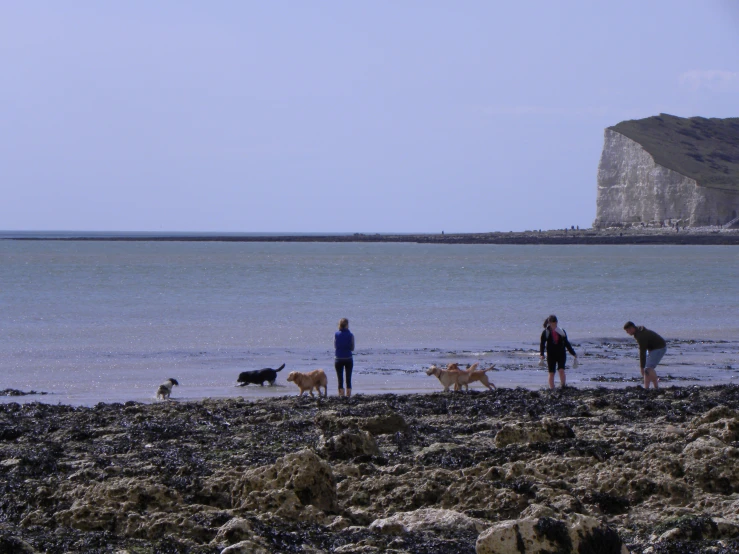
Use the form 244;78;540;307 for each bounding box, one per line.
3;338;736;406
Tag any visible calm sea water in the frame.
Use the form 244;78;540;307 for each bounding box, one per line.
1;240;738;405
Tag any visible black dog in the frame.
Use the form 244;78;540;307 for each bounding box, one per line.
237;364;285;386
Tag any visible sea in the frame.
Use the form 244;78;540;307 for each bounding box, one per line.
1;236;738;406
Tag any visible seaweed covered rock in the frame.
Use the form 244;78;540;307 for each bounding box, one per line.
317;429;380;460
210;517;254;547
233;448;337;520
654;516;739;544
494;418;575;447
0;536;38;553
220;540;270;554
369;508;488;535
4;386;739;553
53;477;185;535
680;436;739;494
0;389;47;397
414;442;470;465
475;514;626;554
314;409;407;436
688;405;739;442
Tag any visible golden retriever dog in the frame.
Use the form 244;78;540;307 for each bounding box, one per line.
450;363;497;391
425;364;462;392
286;369;328;397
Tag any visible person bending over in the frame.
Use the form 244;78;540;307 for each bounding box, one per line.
624;321;666;389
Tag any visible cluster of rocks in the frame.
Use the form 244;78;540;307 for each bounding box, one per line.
1;386;739;553
0;389;47;397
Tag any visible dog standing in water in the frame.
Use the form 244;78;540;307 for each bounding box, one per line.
156;378;179;400
236;363;285;387
427;363;496;392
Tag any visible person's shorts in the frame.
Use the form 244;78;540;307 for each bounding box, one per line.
547;356;566;373
645;348;666;368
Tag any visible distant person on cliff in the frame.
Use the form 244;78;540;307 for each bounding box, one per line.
539;315;578;390
334;318;355;398
624;322;666;389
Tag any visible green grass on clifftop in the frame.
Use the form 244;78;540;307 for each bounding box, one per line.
610;113;739;192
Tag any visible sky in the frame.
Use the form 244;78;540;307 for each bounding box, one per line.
2;1;739;233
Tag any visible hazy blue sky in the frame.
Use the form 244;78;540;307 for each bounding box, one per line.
2;2;738;233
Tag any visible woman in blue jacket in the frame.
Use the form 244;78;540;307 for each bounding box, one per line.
334;318;355;397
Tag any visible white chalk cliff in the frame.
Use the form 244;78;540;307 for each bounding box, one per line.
595;129;739;228
594;113;739;228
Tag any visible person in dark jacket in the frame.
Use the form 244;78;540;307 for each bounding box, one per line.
624;321;666;389
539;315;577;390
334;318;355;398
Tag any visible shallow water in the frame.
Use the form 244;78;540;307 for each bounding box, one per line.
1;240;737;405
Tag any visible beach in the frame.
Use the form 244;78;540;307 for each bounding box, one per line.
2;386;739;553
1;240;739;406
1;239;738;553
5;2;739;552
2;336;738;406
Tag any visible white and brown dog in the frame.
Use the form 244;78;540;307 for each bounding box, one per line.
156;378;179;400
286;369;328;397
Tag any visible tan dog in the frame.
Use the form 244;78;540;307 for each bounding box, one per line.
286;369;328;397
425;364;462;392
450;363;497;391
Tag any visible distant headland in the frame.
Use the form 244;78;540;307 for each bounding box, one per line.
3;227;739;245
596;113;739;229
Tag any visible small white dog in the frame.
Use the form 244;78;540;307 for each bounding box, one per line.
156;378;179;400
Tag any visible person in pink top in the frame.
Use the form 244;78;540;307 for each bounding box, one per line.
539;315;578;390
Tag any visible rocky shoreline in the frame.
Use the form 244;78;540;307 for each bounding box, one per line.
4;227;739;245
0;389;48;397
2;386;739;553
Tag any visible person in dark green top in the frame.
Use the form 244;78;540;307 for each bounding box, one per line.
624;322;667;389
